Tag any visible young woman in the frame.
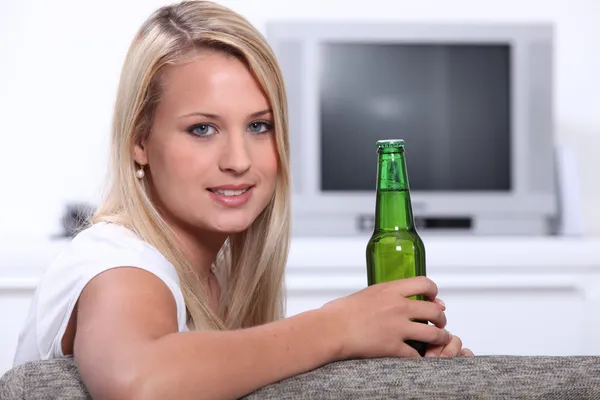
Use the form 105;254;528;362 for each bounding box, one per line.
13;1;472;398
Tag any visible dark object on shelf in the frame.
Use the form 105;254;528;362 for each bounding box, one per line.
57;203;96;239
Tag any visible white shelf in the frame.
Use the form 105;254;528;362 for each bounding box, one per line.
286;235;600;270
4;234;600;271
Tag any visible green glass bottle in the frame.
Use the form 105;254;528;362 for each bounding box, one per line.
366;139;428;356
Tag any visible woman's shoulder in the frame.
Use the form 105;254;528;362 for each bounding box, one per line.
12;222;189;366
63;221;176;276
40;221;183;301
71;221;163;259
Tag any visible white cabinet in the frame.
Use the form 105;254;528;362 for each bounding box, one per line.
2;235;600;376
284;236;600;357
0;238;65;376
0;287;36;371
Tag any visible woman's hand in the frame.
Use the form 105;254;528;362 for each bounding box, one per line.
424;332;474;357
320;276;452;360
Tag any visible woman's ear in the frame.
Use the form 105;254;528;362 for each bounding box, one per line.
133;141;149;166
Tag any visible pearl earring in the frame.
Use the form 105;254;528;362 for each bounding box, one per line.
135;165;145;179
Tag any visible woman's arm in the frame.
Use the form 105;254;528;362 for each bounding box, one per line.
74;267;339;400
74;267;450;400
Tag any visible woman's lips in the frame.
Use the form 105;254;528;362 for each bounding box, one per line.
207;186;254;207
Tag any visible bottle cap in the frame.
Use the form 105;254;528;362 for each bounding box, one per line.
376;139;405;149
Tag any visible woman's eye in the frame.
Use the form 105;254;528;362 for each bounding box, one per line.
188;124;216;137
248;121;272;134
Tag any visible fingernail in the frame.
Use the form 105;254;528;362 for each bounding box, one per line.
425;352;436;358
438;298;446;308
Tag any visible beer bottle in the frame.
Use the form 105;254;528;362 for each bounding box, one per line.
366;139;428;356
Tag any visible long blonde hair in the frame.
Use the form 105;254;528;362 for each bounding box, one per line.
92;0;291;331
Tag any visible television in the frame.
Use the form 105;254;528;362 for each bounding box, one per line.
265;21;557;237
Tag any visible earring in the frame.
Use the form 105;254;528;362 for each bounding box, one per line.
135;165;145;179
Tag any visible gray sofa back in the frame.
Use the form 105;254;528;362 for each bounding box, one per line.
2;356;600;399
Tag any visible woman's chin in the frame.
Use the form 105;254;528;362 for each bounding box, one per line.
222;224;251;234
209;217;255;234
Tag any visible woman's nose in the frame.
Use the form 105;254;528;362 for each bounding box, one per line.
218;134;251;174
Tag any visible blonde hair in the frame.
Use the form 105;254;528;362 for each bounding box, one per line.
91;0;291;331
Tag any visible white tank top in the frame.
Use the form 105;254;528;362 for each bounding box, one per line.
12;222;189;367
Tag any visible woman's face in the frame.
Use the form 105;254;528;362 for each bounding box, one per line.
134;50;278;236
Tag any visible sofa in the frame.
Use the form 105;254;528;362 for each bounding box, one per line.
2;355;600;399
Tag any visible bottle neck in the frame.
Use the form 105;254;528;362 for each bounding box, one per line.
374;149;415;231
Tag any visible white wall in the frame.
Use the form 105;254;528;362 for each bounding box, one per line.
0;0;599;237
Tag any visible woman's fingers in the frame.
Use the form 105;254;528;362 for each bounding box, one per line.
439;334;462;357
406;300;447;329
460;348;475;357
424;334;474;358
433;298;446;311
405;321;452;346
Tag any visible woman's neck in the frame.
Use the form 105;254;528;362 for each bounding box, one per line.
173;223;227;279
171;223;225;314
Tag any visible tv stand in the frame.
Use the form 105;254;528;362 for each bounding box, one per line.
292;212;556;237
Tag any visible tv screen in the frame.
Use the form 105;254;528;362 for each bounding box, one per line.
319;42;512;192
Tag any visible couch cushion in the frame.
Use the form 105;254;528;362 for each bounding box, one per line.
2;356;600;399
244;356;600;399
0;357;90;400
